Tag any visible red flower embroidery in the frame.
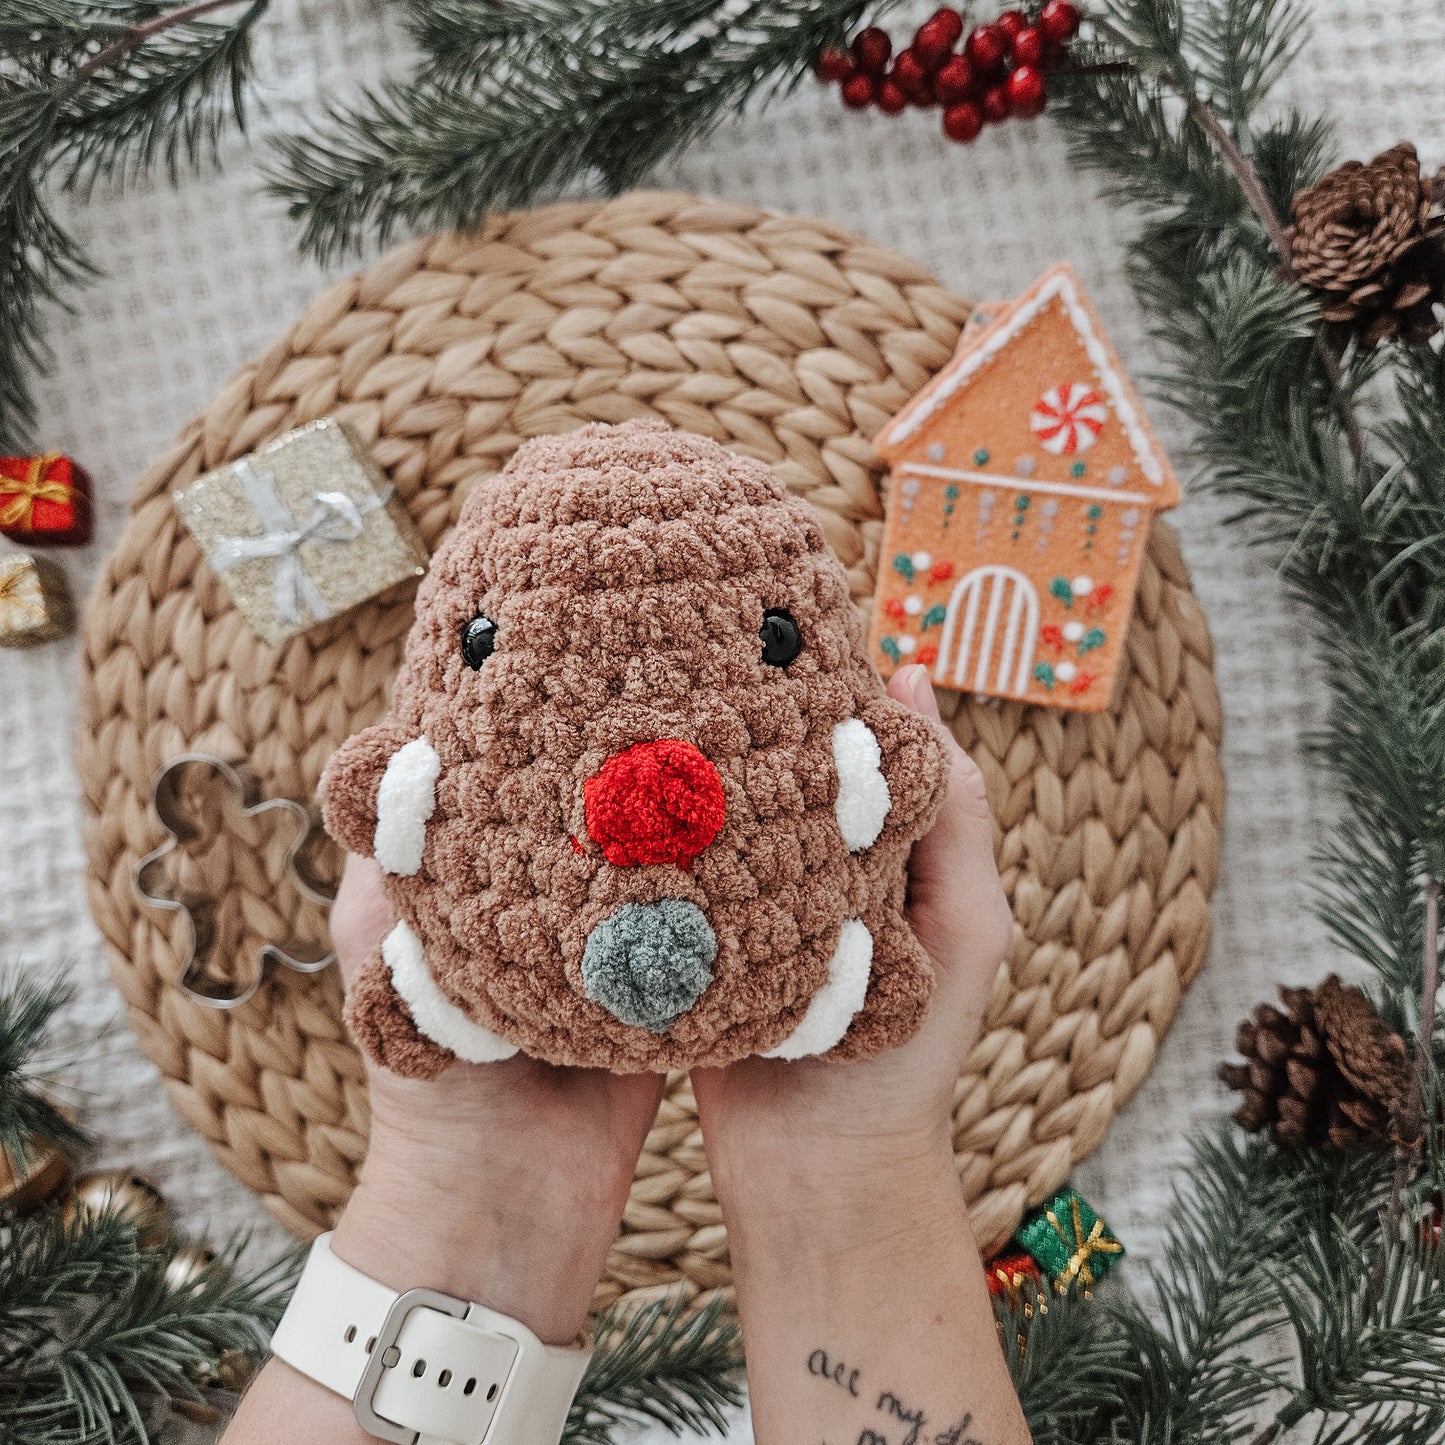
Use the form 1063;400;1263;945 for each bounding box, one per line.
1068;671;1097;696
884;597;907;621
1086;584;1114;614
916;644;939;667
1040;624;1065;652
929;560;954;584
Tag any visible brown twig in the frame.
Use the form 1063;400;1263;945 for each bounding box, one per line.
1175;89;1370;475
1050;59;1137;76
1079;16;1369;479
1386;878;1442;1239
74;0;257;80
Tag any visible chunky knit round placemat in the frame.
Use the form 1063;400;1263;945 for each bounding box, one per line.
77;191;1223;1310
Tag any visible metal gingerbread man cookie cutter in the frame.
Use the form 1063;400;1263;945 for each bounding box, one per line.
135;753;337;1009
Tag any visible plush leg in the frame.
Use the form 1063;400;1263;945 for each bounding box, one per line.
344;947;458;1081
826;907;933;1062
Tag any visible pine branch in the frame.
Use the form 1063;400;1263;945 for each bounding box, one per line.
0;0;266;447
0;2;154;57
996;1285;1137;1444
0;968;87;1171
72;0;254;80
1080;4;1368;473
1057;0;1444;1014
268;0;893;265
59;0;268;189
564;1294;743;1445
1052;1;1445;1435
1388;878;1441;1237
1192;0;1310;136
0;1210;296;1445
1307;1405;1445;1445
1272;1226;1445;1424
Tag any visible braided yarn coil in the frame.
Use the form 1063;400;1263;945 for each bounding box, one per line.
77;192;1224;1311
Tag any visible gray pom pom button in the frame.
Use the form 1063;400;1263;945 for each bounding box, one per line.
582;900;717;1031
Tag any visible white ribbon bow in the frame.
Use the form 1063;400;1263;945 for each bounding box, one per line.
211;459;393;628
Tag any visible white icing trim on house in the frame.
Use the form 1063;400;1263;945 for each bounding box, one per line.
373;736;441;876
762;919;873;1060
832;719;891;852
899;463;1154;507
882;269;1167;488
383;920;518;1063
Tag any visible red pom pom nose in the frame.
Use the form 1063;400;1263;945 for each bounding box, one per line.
583;740;726;870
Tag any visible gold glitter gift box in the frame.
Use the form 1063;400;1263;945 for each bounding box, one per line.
0;543;73;647
174;419;428;647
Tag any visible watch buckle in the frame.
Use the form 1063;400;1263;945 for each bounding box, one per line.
353;1286;469;1444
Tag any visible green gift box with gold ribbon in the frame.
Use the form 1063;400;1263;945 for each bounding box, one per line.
1013;1187;1124;1293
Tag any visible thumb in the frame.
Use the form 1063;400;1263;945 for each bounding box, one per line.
886;666;1010;973
330;852;396;987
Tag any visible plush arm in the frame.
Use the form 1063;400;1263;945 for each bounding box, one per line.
318;720;422;860
856;694;950;842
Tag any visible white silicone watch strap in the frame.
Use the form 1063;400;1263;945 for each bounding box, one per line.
271;1233;591;1445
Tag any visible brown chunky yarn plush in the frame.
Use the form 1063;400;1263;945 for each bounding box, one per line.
1288;142;1445;347
1219;974;1412;1152
322;421;949;1077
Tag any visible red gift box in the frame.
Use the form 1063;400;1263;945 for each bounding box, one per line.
0;454;91;546
985;1250;1045;1305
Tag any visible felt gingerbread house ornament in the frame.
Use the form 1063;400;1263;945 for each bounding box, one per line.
871;264;1180;712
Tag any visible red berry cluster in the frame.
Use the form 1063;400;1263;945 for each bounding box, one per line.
814;3;1081;142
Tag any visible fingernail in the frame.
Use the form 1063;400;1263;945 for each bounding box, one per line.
907;664;939;719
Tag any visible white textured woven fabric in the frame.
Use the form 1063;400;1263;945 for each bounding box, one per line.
3;1;1443;1439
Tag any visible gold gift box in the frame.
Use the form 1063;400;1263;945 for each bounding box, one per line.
175;419;428;647
0;545;73;647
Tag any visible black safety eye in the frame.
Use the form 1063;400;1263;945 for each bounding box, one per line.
759;608;802;668
460;614;497;669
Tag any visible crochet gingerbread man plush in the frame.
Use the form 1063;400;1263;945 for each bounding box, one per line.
321;421;949;1077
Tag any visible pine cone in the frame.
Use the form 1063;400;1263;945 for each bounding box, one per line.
1219;975;1412;1152
1287;142;1445;346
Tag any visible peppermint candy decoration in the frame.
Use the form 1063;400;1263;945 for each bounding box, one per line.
1030;383;1108;455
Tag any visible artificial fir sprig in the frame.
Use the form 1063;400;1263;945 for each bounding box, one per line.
0;965;294;1445
566;1294;743;1445
268;0;892;265
1049;1;1444;1433
1059;0;1445;1050
0;969;86;1171
0;0;268;447
0;1215;295;1445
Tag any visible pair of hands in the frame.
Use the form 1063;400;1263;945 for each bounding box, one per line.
329;664;1012;1344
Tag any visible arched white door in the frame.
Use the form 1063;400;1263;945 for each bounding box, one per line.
935;565;1040;695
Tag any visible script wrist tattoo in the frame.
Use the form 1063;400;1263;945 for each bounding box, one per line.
806;1346;989;1445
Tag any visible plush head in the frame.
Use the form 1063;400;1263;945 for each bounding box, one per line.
321;421;949;1076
